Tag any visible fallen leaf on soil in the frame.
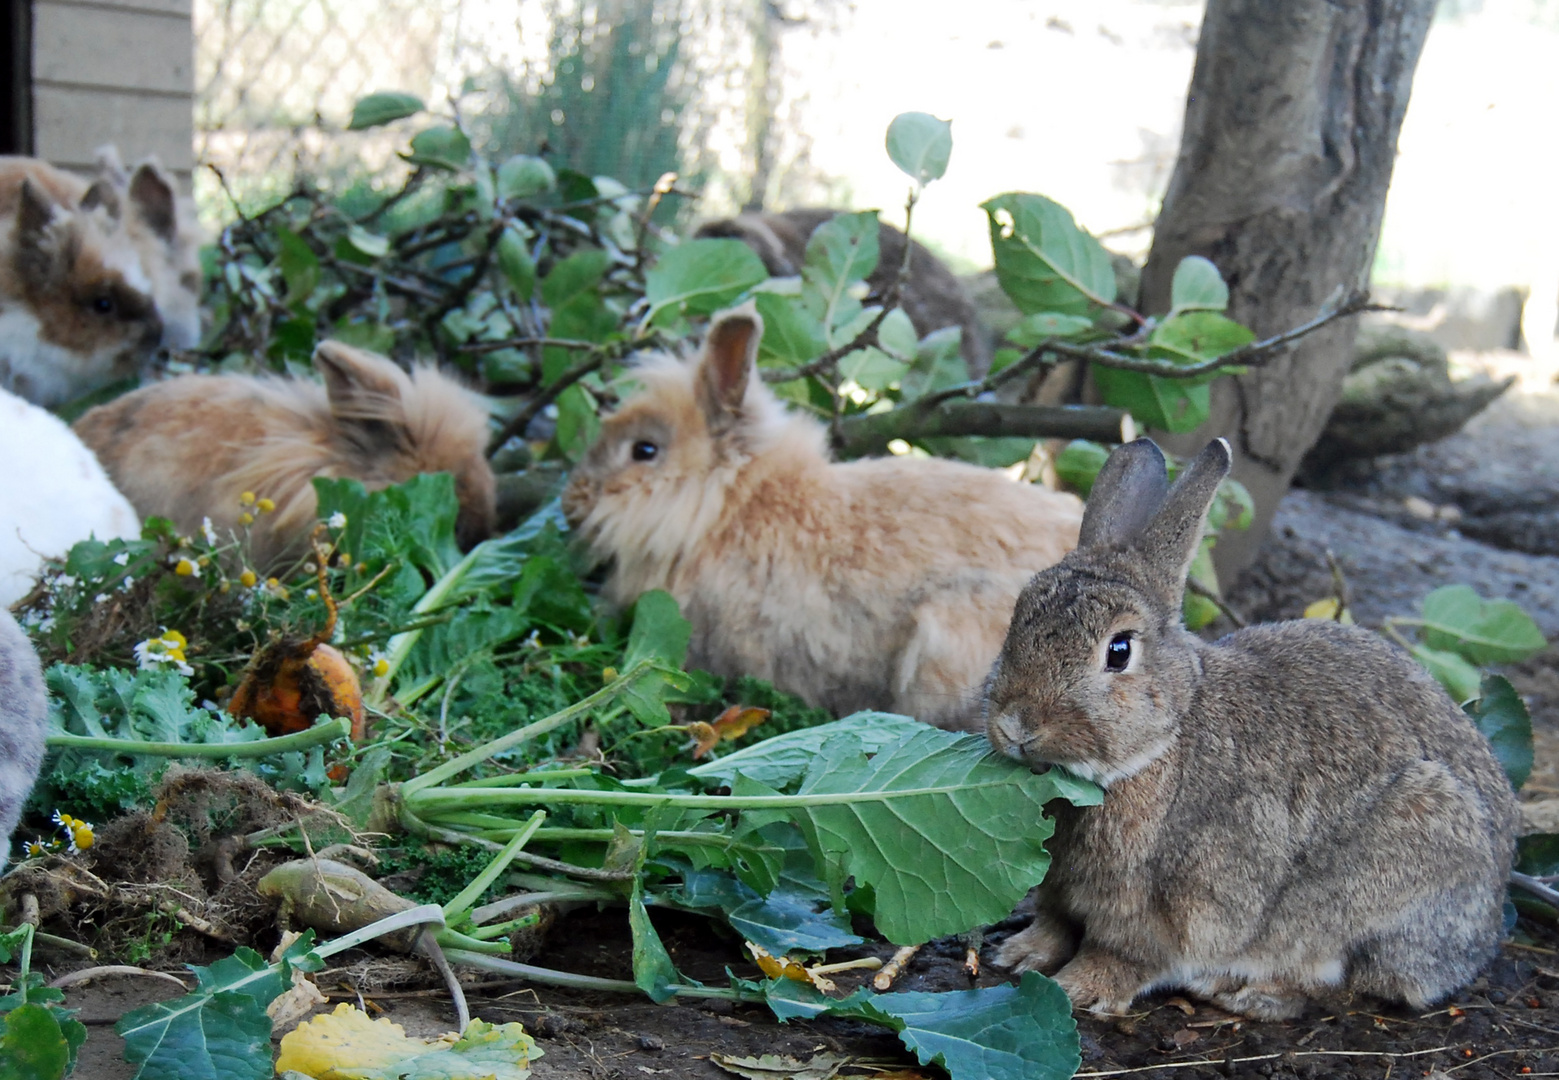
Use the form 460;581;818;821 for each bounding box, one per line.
276;1002;542;1079
267;971;328;1031
709;1051;848;1080
688;706;771;758
746;942;836;993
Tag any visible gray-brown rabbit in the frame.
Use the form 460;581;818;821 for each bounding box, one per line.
983;437;1517;1019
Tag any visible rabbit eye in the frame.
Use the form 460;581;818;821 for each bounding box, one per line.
631;440;659;462
91;294;116;315
1105;632;1133;672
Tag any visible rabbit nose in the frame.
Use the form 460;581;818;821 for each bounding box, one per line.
989;710;1029;761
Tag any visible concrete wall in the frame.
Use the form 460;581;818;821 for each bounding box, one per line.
30;0;194;182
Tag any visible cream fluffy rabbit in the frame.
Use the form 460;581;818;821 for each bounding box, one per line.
0;386;139;606
563;307;1085;730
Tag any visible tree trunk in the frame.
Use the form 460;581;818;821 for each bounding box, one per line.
1138;0;1435;584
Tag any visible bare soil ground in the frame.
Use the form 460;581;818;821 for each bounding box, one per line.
47;907;1559;1080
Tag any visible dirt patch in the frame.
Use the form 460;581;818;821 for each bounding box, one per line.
36;905;1559;1080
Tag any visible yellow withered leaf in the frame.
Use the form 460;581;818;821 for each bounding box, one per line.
1302;597;1354;624
745;942;836;994
275;1003;541;1080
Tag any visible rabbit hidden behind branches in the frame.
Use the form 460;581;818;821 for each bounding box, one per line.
984;437;1517;1019
562;306;1085;731
73;341;497;569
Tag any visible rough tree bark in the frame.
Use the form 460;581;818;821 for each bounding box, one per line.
1138;0;1436;583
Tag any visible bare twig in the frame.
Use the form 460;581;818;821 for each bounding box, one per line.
458;337;600;356
49;966;189;991
873;944;920;990
832;400;1129;456
1046;291;1387;379
1186;578;1247;629
487;349;612;455
1324;548;1351;622
1512;871;1559;908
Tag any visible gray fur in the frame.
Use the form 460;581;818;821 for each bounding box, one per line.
1076;438;1169;549
0;608;46;870
984;437;1517;1019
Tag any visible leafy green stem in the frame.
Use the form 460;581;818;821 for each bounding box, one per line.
441;810;546;920
45;717;350;759
442;948;757;1001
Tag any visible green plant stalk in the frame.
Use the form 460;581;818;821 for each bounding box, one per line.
400;658;655;796
11;922;33;1004
449;768;595;788
441;810;546;920
45;717;350;759
442;947;758;1002
435;818;756;854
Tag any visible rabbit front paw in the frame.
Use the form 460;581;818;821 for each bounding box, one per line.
993;914;1076;974
1053;947;1146;1016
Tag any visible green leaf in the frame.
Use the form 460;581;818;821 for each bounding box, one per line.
1464;674;1533;790
800;212;880;340
0;1003;69;1080
643;239;769;327
1411;645;1484;705
1419;585;1548;665
900;326;968;401
404;124;472;170
496;227;537;302
858;973;1079;1080
1148;311;1254;364
624;590;692;671
274;229;320;307
1005;312;1094;348
116;947;289;1080
540;249;614;383
876;308;919;362
885;112;953;185
981;193;1115;316
792;729;1101;943
496;155;557;199
1168;255;1229;315
619;590;694;726
347;91;424;130
837;345;908;392
1091;367;1210;433
552;384;600;462
1054;440;1109;497
754;292;827;369
342;225;390;259
760;974;1080;1080
688;713;926;789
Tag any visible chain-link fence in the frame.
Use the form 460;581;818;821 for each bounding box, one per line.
192;0;852;221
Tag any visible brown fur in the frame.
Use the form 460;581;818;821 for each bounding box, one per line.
73;342;497;568
694;209;991;376
984;438;1518;1018
0;160;164;406
562;306;1083;730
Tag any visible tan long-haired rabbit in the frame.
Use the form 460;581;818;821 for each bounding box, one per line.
984;437;1517;1019
74;342;496;567
562;307;1085;731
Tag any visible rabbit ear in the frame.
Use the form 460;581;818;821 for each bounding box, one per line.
80;179;122;219
314;341;413;453
1078;438;1170;548
128;164;178;243
1135;437;1233;595
696;307;762;428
